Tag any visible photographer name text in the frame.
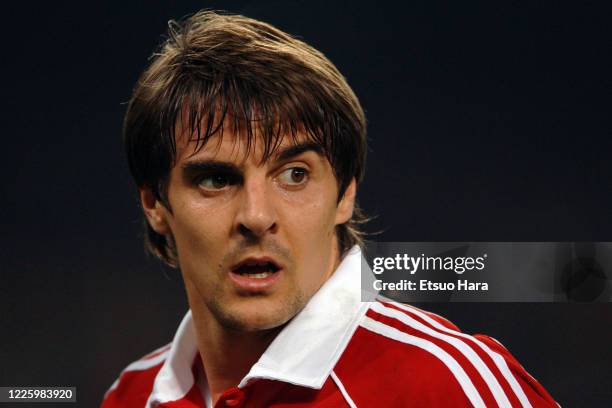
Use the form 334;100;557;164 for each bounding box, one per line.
373;279;488;292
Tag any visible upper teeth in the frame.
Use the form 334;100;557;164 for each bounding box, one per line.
250;272;272;279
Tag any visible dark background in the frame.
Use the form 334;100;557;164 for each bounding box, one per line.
1;1;610;407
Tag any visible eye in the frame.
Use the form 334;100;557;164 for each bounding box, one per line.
278;167;309;186
197;173;233;191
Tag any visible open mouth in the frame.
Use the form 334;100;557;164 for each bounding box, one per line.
232;259;281;279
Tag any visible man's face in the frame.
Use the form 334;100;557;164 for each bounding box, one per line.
142;128;356;332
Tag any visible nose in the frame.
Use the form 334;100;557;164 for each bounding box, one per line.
235;177;277;239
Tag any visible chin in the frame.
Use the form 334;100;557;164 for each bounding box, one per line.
219;310;290;332
211;297;304;332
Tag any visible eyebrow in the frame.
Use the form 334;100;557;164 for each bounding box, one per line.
274;142;324;162
181;142;325;176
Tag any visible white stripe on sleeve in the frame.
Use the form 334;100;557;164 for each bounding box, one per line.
372;302;512;408
389;302;533;408
361;316;486;408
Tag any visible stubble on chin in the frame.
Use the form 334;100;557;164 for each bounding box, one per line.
206;288;306;332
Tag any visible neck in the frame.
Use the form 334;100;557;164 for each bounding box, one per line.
189;306;283;404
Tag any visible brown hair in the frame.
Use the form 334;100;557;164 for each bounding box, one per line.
124;10;368;266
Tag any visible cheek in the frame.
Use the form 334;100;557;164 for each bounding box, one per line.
279;198;338;293
283;192;337;234
277;177;339;232
170;199;233;258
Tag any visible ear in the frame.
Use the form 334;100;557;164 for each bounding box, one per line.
335;178;357;225
139;187;171;235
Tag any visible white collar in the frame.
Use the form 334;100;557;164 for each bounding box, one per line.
147;246;369;405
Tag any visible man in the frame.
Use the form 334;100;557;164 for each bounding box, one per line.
103;11;557;407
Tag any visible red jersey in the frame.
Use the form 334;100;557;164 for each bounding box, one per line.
102;248;558;407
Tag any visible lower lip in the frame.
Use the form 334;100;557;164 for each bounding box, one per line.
228;269;282;292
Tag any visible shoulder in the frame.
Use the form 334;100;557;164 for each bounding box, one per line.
332;301;558;407
100;344;171;408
